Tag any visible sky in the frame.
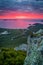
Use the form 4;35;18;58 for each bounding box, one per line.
0;0;43;28
0;0;43;19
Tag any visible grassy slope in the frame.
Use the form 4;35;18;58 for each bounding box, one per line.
0;28;27;48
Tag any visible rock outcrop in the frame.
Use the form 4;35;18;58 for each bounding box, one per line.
24;29;43;65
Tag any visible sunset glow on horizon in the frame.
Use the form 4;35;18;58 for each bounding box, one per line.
0;11;43;19
0;0;43;29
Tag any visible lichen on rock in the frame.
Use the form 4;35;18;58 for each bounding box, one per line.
24;29;43;65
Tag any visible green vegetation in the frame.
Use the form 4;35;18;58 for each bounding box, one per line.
0;28;27;48
0;28;27;65
0;48;26;65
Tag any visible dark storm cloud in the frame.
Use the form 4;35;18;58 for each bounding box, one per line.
0;0;43;15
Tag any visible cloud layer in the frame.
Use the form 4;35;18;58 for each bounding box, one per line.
0;0;43;14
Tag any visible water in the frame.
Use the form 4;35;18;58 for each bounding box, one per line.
0;19;43;29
